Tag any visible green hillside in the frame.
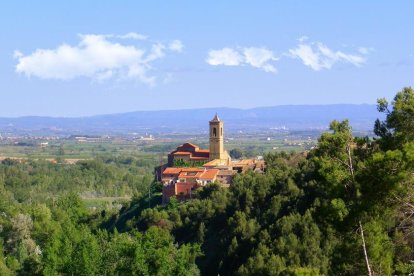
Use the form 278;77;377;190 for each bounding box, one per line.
0;87;414;275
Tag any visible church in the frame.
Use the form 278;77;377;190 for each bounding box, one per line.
161;114;264;203
167;114;231;167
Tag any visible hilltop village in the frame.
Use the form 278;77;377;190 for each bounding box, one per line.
160;114;265;203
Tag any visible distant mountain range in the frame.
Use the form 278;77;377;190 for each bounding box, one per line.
0;104;384;135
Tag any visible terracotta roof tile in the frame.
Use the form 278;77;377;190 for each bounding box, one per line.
199;169;219;180
181;142;199;148
173;151;191;155
181;168;205;172
179;172;204;178
162;168;182;175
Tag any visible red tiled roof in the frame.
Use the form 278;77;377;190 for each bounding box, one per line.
182;168;205;172
199;169;219;180
162;168;182;175
179;171;204;178
173;151;191;155
181;142;199;148
169;142;209;159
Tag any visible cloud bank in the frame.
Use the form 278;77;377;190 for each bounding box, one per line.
14;34;183;85
206;47;278;73
207;38;370;73
288;39;367;71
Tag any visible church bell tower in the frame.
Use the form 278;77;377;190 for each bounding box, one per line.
209;113;225;160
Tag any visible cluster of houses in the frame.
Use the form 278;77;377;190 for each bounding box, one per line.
160;114;264;203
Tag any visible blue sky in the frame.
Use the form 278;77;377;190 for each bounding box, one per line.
0;1;413;117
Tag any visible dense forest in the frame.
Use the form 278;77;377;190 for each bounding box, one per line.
1;87;414;275
0;155;156;202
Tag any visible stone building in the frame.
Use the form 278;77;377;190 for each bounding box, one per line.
161;114;264;203
167;143;209;166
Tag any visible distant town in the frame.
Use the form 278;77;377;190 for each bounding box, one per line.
0;126;321;162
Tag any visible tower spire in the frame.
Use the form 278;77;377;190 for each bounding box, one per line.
209;113;224;160
210;113;220;122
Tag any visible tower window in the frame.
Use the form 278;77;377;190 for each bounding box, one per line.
213;127;217;137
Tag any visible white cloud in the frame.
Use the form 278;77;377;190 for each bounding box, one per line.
169;40;184;52
207;39;370;73
243;47;278;73
206;48;243;66
289;40;367;71
127;64;156;86
118;32;147;40
14;33;183;85
146;43;166;62
289;44;320;70
206;47;278;73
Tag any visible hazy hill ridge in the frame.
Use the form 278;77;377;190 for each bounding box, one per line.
0;104;382;134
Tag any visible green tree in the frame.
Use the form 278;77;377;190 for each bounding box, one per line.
229;148;243;159
375;86;414;149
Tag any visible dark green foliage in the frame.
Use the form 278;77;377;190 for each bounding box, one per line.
0;155;155;203
0;193;200;275
229;148;244;159
173;159;206;167
375;86;414;149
